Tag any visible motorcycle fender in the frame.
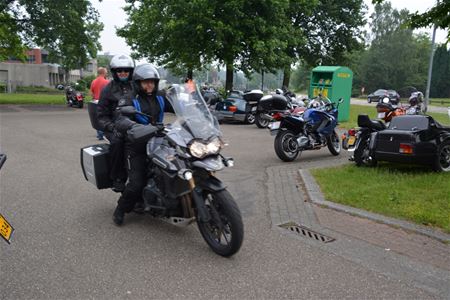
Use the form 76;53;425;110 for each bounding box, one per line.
196;174;227;192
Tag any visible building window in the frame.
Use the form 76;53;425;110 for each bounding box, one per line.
27;55;35;63
86;63;93;72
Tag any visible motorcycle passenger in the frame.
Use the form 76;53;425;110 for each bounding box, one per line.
97;54;135;192
111;63;166;226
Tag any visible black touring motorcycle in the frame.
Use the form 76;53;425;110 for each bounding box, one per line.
81;84;243;257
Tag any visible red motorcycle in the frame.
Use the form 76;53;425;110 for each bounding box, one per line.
65;85;84;108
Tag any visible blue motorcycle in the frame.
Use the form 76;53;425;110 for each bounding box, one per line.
268;97;343;162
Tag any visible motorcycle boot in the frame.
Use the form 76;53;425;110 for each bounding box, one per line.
112;178;126;193
113;205;125;226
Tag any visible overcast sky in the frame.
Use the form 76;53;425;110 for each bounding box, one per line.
91;0;447;56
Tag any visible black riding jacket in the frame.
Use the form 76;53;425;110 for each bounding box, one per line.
97;80;135;132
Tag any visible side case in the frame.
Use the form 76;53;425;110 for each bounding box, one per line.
80;144;112;189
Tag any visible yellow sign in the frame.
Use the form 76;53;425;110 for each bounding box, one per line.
0;213;14;244
337;73;350;78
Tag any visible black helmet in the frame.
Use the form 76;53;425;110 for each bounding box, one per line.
109;54;135;82
133;63;160;95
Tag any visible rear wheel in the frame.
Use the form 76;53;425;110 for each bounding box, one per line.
354;135;377;167
326;130;341;156
197;189;243;257
78;101;84;109
255;112;270;128
432;140;450;172
274;130;300;162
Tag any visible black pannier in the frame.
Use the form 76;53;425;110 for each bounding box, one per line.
257;94;288;111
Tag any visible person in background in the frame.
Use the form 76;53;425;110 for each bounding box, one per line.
90;67;110;140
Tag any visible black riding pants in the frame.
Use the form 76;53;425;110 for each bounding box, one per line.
117;148;147;213
104;131;127;182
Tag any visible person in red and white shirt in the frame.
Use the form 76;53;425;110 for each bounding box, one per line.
90;67;110;140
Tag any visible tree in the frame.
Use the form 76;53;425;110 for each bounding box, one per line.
1;0;103;72
373;0;449;42
355;3;431;93
118;0;216;80
430;44;450;98
297;0;366;67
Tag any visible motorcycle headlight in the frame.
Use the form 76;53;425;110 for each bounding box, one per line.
189;138;222;158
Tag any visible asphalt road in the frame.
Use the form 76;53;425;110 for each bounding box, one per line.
0;105;445;299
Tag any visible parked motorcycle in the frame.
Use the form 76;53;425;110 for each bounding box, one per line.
65;84;84;108
268;96;343;162
81;84;243;257
255;88;305;128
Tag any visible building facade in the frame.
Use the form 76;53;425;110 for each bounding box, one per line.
0;48;97;92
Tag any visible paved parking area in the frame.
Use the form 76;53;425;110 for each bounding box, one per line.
1;105;449;299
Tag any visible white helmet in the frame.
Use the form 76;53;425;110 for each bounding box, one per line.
109;54;135;82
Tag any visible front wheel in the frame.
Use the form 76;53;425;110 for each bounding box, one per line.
255;112;270;128
197;189;243;257
274;130;300;162
326;130;341;156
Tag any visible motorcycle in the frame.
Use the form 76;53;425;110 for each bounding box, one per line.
255;89;305;128
65;84;84;108
81;84;243;257
268;96;343;162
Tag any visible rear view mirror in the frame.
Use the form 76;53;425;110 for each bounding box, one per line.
338;98;344;104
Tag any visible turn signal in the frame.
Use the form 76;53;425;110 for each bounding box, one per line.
399;143;413;154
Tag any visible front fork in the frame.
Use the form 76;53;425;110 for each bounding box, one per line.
187;177;211;223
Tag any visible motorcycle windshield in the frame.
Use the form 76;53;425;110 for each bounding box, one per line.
166;83;221;141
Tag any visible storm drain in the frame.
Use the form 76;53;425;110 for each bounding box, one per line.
279;222;335;243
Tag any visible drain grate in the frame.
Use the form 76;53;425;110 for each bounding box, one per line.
279;222;335;243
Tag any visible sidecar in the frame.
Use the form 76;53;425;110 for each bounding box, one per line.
369;115;450;172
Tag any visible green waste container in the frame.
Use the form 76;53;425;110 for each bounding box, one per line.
308;66;353;122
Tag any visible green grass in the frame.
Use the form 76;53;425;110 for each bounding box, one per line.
339;104;450;129
0;93;92;105
429;98;450;107
311;164;450;233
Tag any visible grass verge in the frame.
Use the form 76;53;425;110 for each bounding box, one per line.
0;93;92;105
311;164;450;233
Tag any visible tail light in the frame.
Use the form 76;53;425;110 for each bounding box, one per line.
76;94;83;100
272;112;282;120
228;106;237;112
348;128;356;136
399;143;413;154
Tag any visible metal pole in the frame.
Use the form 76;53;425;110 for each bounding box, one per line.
424;0;439;112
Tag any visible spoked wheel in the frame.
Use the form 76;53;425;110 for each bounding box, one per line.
255;112;270;128
197;189;243;257
326;130;341;156
274;130;300;162
432;140;450;172
354;135;377;167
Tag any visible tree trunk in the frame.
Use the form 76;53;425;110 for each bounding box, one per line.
282;65;291;88
186;69;193;80
225;63;234;92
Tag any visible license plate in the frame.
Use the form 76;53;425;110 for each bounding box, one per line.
269;121;280;130
377;112;385;119
0;213;14;244
347;136;356;146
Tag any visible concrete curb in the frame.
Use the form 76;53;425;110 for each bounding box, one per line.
299;169;450;243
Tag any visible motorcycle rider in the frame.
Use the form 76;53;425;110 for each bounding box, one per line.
97;54;135;192
111;63;166;226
